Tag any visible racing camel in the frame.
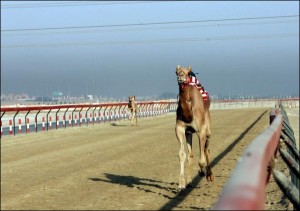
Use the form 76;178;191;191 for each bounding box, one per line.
128;95;138;126
175;65;214;189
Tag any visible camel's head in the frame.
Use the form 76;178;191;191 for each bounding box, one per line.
128;95;136;103
176;65;192;84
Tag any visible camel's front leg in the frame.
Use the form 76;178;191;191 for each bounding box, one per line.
186;131;193;185
127;109;132;120
175;123;187;189
197;130;207;177
131;111;135;126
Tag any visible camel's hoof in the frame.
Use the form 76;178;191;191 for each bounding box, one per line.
198;170;205;177
206;174;214;182
178;177;186;189
178;184;186;190
187;177;192;185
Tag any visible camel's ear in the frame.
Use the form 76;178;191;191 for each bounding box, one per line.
176;65;181;74
133;95;136;100
187;65;192;72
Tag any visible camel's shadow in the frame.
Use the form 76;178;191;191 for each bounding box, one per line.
88;173;178;198
110;123;127;127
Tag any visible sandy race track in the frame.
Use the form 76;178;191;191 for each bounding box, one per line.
1;108;293;210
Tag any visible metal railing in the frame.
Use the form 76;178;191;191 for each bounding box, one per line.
273;102;299;210
213;101;299;210
1;98;298;137
1;101;177;136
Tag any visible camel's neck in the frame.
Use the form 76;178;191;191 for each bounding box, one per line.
179;87;191;109
179;83;190;92
129;101;137;111
178;84;210;113
178;85;191;102
177;86;193;122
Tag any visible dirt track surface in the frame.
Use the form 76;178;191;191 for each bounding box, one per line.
1;108;292;210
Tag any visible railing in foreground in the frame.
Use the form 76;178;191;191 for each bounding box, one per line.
0;101;178;137
213;102;299;210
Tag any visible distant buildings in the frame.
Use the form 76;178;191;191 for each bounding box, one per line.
86;95;93;101
1;92;299;106
1;93;32;101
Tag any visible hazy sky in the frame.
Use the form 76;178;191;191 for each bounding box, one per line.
1;1;299;99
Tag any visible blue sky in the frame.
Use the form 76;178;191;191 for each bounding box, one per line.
1;1;299;99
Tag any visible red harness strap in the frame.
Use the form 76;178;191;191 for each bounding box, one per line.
180;76;209;101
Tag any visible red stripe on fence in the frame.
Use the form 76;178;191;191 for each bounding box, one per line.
18;119;22;133
42;117;45;131
49;116;52;129
213;113;283;210
69;115;71;126
74;114;77;126
9;119;12;135
35;117;37;130
26;118;30;133
57;116;59;128
9;120;13;135
63;116;65;127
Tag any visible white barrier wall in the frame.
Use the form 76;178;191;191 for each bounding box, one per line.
1;99;298;136
210;100;278;110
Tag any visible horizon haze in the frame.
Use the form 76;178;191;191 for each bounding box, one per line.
1;1;299;99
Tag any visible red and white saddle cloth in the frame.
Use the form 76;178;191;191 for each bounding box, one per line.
189;76;209;102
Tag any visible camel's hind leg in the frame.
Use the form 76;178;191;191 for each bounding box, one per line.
175;124;187;189
185;131;194;185
204;137;214;181
204;111;214;181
